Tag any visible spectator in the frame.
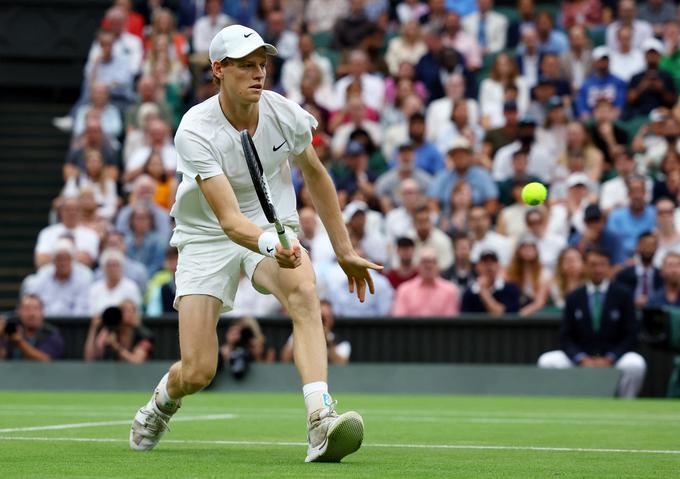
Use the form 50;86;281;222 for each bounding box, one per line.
384;179;427;242
220;317;277;372
496;175;533;240
429;138;498;214
83;30;135;110
614;232;663;307
78;189;109;242
550;246;586;310
524;207;568;272
482;101;520;164
262;9;299;61
479;52;530;129
632;108;680;171
496;149;542;206
605;0;653;53
516;24;541;89
0;295;64;361
331;96;382;158
392;247;460;316
281;33;334;102
125;203;167;276
142;33;191;116
560;25;593;93
599;147;652;213
548;172;593;241
537;247;646;399
661;21;680;88
415;26;452;102
638;0;676;37
22;239;93;317
438;181;473;236
334;141;380;207
434;100;484;156
335;50;385;113
441;232;476;289
297;207;335;267
534;10;568;54
468;205;512;266
507;0;536;49
89;249;142;316
192;0;234;54
606;175;657;260
410;205;454;271
492;117;554;183
375;143;432;212
143;150;176;211
576;47;627;120
385;237;419;290
87;7;143;77
72;83;123;145
34;196;100;268
426;74;479;142
461;250;521;314
385;112;444;176
145;247;179;316
84;300;153;362
144;8;189;66
344;201;389;265
570;203;625;265
648;252;680;307
385;20;428;77
556;122;604;185
462;0;508;54
124;76;173;132
505;234;552;316
331;0;377;51
625;38;676;119
62;149;118;220
305;0;350;34
653;198;680;267
609;25;645;83
588;99;629;167
382;65;428;125
64;115;119;182
115;175;173;242
281;301;350;364
536;97;570;160
94;230;149;295
109;0;144;39
441;11;482;71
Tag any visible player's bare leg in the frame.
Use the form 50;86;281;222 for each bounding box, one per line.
130;295;221;451
253;252;364;462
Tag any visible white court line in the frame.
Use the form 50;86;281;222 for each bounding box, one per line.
0;436;678;456
0;414;236;433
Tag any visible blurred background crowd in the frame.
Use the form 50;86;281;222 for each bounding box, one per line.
4;0;680;373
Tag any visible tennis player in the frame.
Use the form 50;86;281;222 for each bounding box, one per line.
129;25;381;463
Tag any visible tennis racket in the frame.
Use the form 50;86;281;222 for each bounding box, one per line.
239;129;291;249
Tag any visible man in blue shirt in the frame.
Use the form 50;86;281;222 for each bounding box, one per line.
535;11;568;54
606;175;656;260
570;204;626;265
648;252;680;308
427;137;498;215
576;46;627;119
407;112;445;176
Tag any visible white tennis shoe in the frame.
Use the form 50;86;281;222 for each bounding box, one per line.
305;402;364;462
129;387;180;451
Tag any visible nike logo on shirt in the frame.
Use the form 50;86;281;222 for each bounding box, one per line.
273;140;287;151
244;33;254;38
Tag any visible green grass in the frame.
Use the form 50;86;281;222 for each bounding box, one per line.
0;392;678;478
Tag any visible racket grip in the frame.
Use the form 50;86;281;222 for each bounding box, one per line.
275;222;290;249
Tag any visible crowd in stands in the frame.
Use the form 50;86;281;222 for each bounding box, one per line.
5;0;680;379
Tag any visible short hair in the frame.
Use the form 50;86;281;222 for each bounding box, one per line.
409;112;426;123
395;237;415;248
413;204;430;217
451;230;471;244
638;231;656;242
584;246;611;262
20;294;44;309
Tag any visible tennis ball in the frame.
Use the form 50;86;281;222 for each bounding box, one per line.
521;182;547;206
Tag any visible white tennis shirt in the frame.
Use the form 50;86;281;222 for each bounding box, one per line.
171;91;317;238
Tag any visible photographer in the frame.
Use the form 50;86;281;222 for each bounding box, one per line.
0;295;64;361
219;316;275;379
281;300;351;365
83;299;153;362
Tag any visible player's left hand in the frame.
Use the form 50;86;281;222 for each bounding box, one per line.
338;252;383;302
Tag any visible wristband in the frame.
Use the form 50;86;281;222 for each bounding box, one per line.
258;231;279;258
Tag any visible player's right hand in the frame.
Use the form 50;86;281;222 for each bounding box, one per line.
274;241;302;269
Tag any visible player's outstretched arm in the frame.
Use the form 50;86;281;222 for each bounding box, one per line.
295;145;382;301
197;174;301;268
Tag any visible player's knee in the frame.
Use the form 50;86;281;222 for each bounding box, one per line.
286;280;317;309
181;362;216;394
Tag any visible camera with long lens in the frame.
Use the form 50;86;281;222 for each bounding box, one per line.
101;306;123;331
228;326;255;380
4;319;19;336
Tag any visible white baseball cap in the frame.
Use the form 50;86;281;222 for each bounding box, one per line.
592;46;609;61
209;25;278;63
642;37;665;54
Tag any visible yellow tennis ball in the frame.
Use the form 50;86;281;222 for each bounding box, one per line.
521;182;547;206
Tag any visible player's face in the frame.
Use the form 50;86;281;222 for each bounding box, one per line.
221;49;267;103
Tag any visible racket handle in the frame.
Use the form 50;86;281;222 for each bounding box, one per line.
275;222;290;250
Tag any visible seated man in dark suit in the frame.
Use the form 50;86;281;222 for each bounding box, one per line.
461;250;520;315
614;231;663;307
648;252;680;308
537;247;647;398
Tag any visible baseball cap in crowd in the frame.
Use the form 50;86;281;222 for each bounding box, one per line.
518;116;537;127
100;248;125;266
345;140;366;156
642;37;665;55
447;137;473;154
584;204;603;221
342;201;368;223
54;238;76;257
503;100;518;111
649;108;669;123
592;46;609;61
209;25;277;63
566;172;590;188
479;249;499;262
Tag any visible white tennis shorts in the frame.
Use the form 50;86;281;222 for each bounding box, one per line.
170;226;298;313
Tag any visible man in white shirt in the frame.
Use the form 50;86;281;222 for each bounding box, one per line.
410;205;454;270
34;197;99;268
462;0;508;54
125;118;177;183
89;249;142;316
492;117;554;183
129;25;378;462
86;6;143;76
192;0;234;53
281;33;335;101
609;25;645;82
334;50;385;112
605;0;653;53
468;205;512;266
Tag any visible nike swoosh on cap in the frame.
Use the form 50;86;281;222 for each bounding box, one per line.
244;33;254;38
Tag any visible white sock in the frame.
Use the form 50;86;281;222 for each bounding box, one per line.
303;381;332;417
155;373;179;412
